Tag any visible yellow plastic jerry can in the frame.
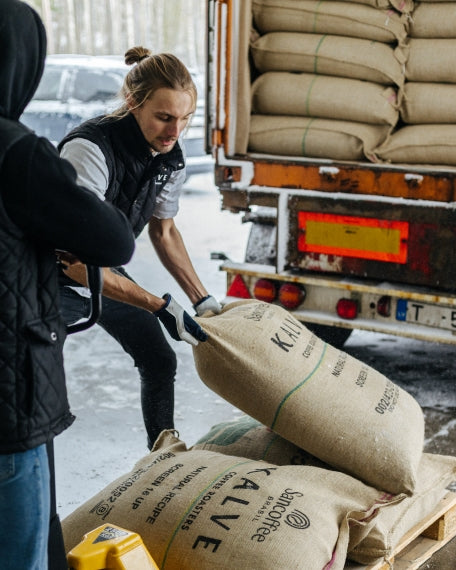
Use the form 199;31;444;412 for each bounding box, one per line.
67;524;159;569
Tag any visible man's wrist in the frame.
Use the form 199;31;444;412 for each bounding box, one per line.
193;295;210;309
154;294;170;315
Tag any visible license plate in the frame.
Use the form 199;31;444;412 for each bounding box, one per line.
396;299;456;331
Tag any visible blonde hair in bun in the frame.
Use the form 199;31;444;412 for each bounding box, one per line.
110;46;196;118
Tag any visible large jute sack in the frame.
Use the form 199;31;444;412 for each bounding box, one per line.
349;453;456;564
334;0;413;12
251;72;399;126
248;115;389;162
401;82;456;124
61;431;404;570
252;0;408;44
376;124;456;166
193;415;330;468
193;301;424;494
406;39;456;83
251;32;406;87
408;2;456;38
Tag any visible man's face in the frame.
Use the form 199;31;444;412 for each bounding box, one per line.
129;87;194;154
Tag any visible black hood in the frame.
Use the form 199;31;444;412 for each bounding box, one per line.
0;0;46;120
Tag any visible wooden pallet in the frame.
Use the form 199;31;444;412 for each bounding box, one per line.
345;491;456;570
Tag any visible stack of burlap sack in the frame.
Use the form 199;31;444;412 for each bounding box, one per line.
61;301;456;569
248;0;410;162
377;1;456;165
248;0;456;167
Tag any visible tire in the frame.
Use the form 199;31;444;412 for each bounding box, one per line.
304;323;352;349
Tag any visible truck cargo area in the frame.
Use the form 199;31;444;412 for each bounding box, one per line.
207;0;456;346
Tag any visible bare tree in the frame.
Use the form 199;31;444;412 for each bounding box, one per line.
40;0;54;52
125;0;135;49
106;0;122;55
82;0;93;54
67;0;77;52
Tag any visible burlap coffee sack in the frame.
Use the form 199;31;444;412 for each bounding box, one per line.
193;301;424;494
376;124;456;166
389;0;414;10
193;415;329;468
252;0;408;44
251;72;399;126
406;39;456;83
62;431;404;570
248;115;389;162
409;2;456;38
250;32;406;86
401;82;456;124
334;0;413;11
335;0;414;11
349;453;456;564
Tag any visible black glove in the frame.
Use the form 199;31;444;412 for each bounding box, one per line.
155;294;208;346
193;295;222;316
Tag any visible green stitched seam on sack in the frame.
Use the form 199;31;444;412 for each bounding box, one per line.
261;432;281;461
314;33;327;74
313;0;324;33
301;118;315;156
305;76;319;116
197;417;260;446
270;342;328;431
161;459;254;568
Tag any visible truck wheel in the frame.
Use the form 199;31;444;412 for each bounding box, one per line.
304;323;352;349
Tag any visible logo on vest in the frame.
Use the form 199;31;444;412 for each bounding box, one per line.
156;173;170;186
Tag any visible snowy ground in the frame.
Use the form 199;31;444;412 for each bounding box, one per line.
56;172;456;565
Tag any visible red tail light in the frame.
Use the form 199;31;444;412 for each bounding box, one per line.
278;283;305;310
226;274;251;299
253;278;276;303
336;298;358;320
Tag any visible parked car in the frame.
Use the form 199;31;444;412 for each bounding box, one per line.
21;54;213;178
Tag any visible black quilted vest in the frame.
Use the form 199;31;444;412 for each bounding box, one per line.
58;113;185;238
0;118;73;453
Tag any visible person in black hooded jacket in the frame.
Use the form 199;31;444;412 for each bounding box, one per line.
0;2;136;568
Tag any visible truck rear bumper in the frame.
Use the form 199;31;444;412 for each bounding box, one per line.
221;261;456;345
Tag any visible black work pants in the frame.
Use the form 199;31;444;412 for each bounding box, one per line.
60;273;177;449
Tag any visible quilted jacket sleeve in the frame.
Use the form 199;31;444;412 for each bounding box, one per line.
2;134;135;267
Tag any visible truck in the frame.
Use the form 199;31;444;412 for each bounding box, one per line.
205;0;456;347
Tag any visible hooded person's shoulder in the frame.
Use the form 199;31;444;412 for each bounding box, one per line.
6;129;83;188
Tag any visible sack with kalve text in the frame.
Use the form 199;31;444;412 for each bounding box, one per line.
62;431;404;570
194;301;424;495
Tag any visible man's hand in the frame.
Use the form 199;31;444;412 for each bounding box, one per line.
55;250;82;269
193;295;222;316
155;294;208;346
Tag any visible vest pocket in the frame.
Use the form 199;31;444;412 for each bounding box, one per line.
25;316;66;345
